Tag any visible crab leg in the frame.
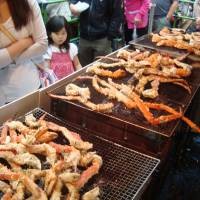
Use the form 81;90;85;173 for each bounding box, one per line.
48;93;114;113
73;155;102;189
0;125;8;144
182;117;200;133
87;65;126;78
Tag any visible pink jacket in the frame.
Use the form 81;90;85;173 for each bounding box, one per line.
124;0;150;29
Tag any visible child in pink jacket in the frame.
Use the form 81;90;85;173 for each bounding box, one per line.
124;0;150;43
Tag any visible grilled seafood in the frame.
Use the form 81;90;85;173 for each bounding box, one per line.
0;115;103;199
25;114;40;128
86;65;126;78
59;171;80;183
65;183;80;200
152;27;200;55
82;187;100;200
73;155;103;189
11;182;25;200
92;75;137;109
80;76;199;130
116;49;140;60
135;75;191;98
108;78;200;131
36;131;58;143
49;178;63;200
26;143;57;166
0;151;41;169
65;83;91;101
48;92;114;113
0;166;48;199
0;180;12;194
0;125;8;144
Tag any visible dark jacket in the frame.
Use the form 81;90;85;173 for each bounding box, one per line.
69;0;123;41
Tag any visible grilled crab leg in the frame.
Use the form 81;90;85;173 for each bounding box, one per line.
48;93;114;113
0;166;48;200
37;119;93;151
109;79;200;132
86;65;126;78
73;154;103;189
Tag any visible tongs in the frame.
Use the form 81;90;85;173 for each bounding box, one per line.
132;24;137;41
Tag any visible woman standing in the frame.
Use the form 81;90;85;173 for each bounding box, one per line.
0;0;47;106
124;0;150;44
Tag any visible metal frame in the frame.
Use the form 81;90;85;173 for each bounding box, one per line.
0;45;126;125
1;107;160;200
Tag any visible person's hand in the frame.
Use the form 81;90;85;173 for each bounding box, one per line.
69;4;80;16
7;36;34;60
166;15;170;22
20;36;34;49
134;17;141;26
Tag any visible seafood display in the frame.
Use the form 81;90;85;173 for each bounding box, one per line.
85;49;192;99
49;75;200;134
47;47;200;135
152;27;200;56
0;113;102;199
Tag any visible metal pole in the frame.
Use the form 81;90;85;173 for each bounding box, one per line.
148;3;156;34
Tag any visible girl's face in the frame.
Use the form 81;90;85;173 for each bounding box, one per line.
50;27;67;46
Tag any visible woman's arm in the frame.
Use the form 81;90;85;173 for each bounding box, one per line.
0;37;33;69
8;37;33;59
166;0;179;20
73;55;82;70
15;0;48;64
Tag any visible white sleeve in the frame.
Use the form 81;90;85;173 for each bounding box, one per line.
43;46;53;60
69;43;78;60
0;49;13;69
15;0;48;64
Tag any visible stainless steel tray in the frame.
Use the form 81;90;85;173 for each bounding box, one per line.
0;107;160;200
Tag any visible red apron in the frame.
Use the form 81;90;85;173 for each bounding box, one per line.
50;51;74;80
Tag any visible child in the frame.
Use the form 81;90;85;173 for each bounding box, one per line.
43;15;81;80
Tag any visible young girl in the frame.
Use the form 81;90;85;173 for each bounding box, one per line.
43;15;81;80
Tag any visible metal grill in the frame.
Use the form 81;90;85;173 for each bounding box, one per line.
129;34;200;62
48;46;200;138
129;34;186;55
50;71;196;137
19;108;160;200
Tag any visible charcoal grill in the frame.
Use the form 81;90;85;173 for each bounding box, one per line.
49;46;200;157
0;108;160;200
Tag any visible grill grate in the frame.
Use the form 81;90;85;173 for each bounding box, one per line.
129;34;187;55
16;108;160;200
49;45;200;138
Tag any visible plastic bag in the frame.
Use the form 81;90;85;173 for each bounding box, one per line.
39;69;58;88
46;2;72;21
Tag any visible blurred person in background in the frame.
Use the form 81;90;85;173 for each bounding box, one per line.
69;0;123;67
0;0;47;106
45;1;72;21
153;0;179;31
194;0;200;30
124;0;150;44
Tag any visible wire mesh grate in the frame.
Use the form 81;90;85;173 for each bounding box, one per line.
4;108;160;200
